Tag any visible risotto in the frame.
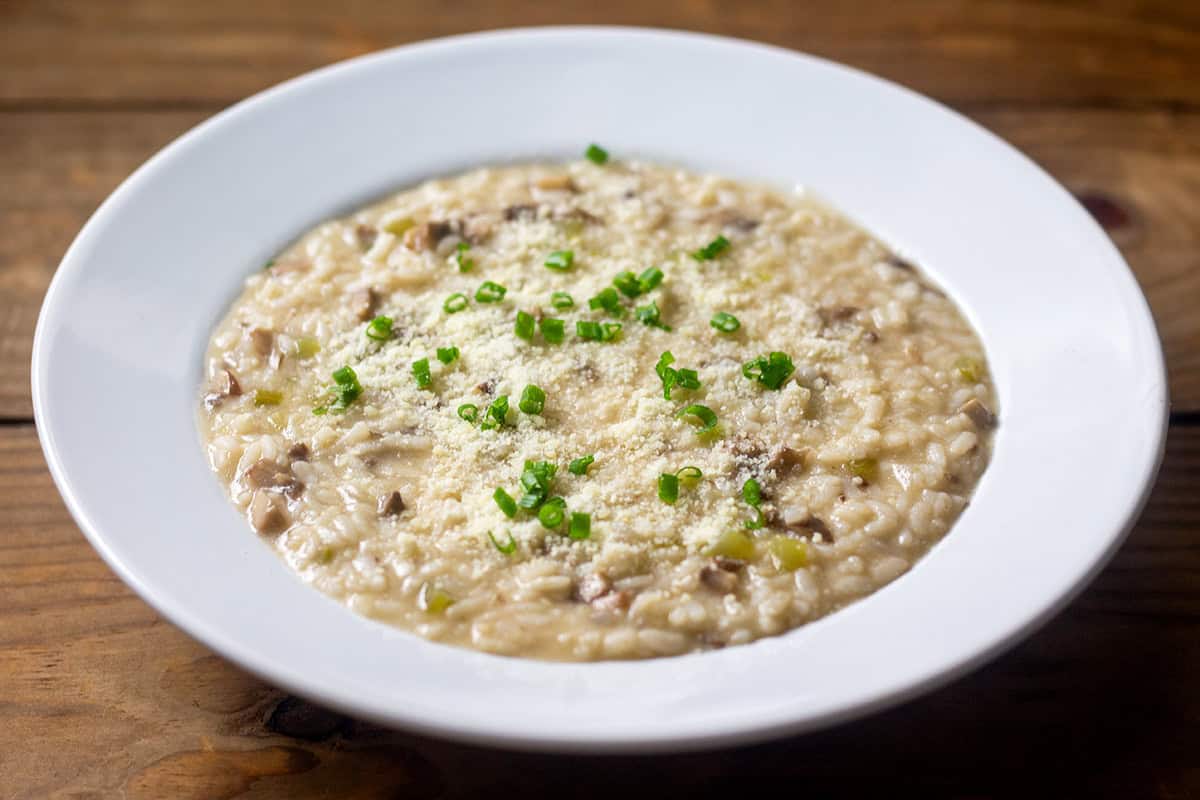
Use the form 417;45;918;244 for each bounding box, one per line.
199;150;997;661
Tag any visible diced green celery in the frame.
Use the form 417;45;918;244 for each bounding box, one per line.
295;337;321;359
420;583;455;614
770;537;808;571
707;530;756;561
383;216;414;235
954;356;983;383
254;389;283;406
845;457;879;482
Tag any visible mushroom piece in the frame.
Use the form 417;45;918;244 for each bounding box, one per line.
354;223;378;251
886;254;916;272
249;489;290;534
248;327;274;357
590;590;632;616
402;220;455;252
503;204;539;222
959;398;997;429
378;491;406;517
287;442;310;462
203;368;242;410
349;287;379;322
243;458;303;498
766;446;807;475
700;563;739;594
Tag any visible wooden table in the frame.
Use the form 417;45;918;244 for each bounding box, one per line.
2;2;1197;796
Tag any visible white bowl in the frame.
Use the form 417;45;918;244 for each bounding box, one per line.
31;27;1167;752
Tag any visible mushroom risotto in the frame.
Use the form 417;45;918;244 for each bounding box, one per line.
199;149;997;661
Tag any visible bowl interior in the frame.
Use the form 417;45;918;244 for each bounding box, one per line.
32;27;1166;751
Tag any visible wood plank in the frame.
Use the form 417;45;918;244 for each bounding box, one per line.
1;421;1198;797
1;107;1197;418
0;0;1198;108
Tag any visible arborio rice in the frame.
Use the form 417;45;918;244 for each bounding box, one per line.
199;152;997;661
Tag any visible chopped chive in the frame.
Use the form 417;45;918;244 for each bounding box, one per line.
585;144;609;165
254;389;283;406
539;317;565;344
600;322;623;342
514;310;535;341
742;477;765;529
518;460;557;509
437;346;459;364
364;315;394;341
538;497;566;529
576;320;602;341
443;293;468;313
710;312;740;333
677;404;718;434
412;358;432;389
544;250;575;271
637;266;664;293
457;403;478;423
691;235;730;261
519;384;546;415
420;583;455;614
742;351;795;390
325;365;362;412
550;291;575;310
475;281;507;303
263;258;276;271
588;287;624;317
479;395;509;430
487;530;517;555
455;241;475;272
676;466;703;483
568;454;594;475
655;351;700;400
658;473;679;504
613;271;643;298
568;512;591;540
635;300;671;330
493;488;518;518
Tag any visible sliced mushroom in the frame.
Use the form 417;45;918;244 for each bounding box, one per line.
248;327;274;357
243;458;303;498
249;489;290;534
203;368;242;410
555;207;603;225
378;490;406;517
287;442;310;462
958;398;997;429
475;379;497;396
503;204;540;222
700;563;739;594
349;287;379;322
534;174;576;192
574;573;610;603
766;446;807;475
403;220;455;252
886;254;916;272
354;224;378;251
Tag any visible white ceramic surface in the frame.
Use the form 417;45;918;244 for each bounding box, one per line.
31;27;1167;752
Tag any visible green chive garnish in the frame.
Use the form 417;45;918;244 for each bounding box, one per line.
676;466;703;483
636;300;671;330
692;235;730;261
518;460;557;509
437;346;459;364
540;317;565;344
588;287;624;317
743;352;795;390
545;250;575;271
576;320;602;341
655;351;700;400
550;291;575;310
412;358;432;389
568;511;591;540
443;293;468;313
457;403;478;422
638;267;664;293
479;395;509;430
515;310;535;341
538;497;566;529
743;478;765;529
677;404;718;434
318;365;362;413
487;530;517;555
658;473;679;504
568;454;594;475
613;271;642;298
455;241;475;272
475;281;507;303
365;315;394;341
494;487;518;518
710;312;740;333
585;144;609;165
601;322;622;341
519;384;546;415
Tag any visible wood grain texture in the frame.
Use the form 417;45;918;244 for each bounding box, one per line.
1;421;1197;798
2;107;1197;417
1;0;1199;108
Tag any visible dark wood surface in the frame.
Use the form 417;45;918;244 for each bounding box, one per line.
1;2;1197;797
